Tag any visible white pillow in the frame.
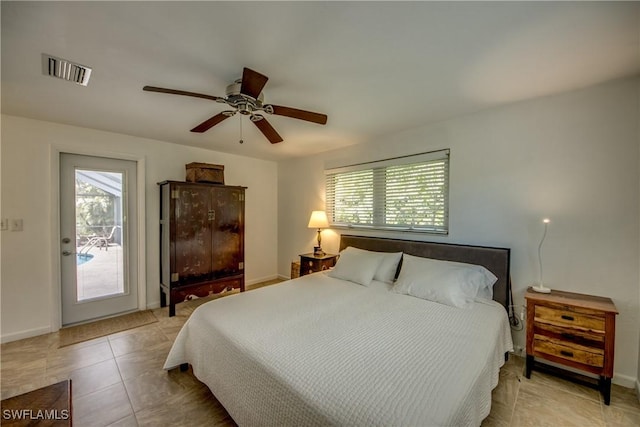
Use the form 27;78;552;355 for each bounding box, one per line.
475;284;494;301
393;254;497;308
367;279;393;293
327;247;383;286
374;251;403;284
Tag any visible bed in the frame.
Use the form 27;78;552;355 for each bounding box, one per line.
164;235;513;426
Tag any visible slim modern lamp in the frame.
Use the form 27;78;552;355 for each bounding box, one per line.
308;210;329;256
531;218;551;293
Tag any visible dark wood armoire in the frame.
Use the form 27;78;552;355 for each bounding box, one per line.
159;181;246;316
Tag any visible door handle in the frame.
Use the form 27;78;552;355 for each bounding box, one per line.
62;250;74;256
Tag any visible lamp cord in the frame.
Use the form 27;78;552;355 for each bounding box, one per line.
508;276;523;331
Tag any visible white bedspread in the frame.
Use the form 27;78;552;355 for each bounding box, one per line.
164;272;513;426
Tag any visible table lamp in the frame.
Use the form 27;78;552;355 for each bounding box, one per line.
308;210;329;255
531;218;551;293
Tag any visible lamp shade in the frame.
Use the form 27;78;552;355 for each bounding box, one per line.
308;211;329;229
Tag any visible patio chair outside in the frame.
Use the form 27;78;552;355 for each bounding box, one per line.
79;225;119;254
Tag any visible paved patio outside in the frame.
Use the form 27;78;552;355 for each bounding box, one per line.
76;243;124;301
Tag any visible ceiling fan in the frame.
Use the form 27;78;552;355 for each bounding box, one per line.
143;67;328;144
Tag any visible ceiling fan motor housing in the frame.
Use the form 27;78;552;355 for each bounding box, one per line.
226;81;264;103
223;81;266;117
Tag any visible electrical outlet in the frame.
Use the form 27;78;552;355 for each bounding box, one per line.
0;219;8;231
10;219;23;232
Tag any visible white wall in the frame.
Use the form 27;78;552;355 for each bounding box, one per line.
637;78;640;399
1;115;278;342
278;77;640;387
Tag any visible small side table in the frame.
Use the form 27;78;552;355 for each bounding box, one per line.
525;287;618;405
299;253;338;276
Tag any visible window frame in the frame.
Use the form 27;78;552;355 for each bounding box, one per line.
325;149;450;235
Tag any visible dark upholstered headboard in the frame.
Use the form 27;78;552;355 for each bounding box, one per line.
339;235;511;311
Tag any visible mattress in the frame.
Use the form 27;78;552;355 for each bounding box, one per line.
164;272;513;426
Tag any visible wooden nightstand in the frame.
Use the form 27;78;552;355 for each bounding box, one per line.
299;253;338;276
525;288;618;404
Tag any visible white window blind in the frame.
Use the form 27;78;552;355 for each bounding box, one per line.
325;149;449;233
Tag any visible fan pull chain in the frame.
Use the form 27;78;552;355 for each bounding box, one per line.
239;116;244;144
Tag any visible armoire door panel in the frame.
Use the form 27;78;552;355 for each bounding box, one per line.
211;187;244;277
173;184;213;281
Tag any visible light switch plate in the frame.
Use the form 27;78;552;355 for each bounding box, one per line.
10;219;23;232
0;219;8;231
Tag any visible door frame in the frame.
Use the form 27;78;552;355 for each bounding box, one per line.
50;145;146;331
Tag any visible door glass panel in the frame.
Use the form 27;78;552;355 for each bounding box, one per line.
74;169;125;301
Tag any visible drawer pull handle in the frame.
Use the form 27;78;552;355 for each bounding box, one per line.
561;315;575;321
561;333;576;340
560;350;574;358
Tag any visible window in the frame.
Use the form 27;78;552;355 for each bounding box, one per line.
325;149;449;234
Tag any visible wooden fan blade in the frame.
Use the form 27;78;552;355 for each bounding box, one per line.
240;68;268;99
252;117;283;144
268;105;328;125
143;86;222;102
190;113;230;133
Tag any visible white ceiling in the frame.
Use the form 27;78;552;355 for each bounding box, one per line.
2;1;639;161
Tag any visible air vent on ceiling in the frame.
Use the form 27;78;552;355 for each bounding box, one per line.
42;54;92;86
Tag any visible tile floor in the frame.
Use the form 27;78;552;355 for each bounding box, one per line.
2;280;639;426
482;356;640;427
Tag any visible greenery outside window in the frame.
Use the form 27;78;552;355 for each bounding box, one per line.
325;149;449;234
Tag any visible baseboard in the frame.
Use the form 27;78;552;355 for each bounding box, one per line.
246;275;281;286
146;301;161;310
1;326;51;344
6;274;285;342
277;274;291;280
612;373;637;389
527;358;637;389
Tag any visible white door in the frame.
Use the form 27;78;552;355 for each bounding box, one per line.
60;153;138;325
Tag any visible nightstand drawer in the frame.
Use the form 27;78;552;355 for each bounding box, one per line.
535;305;605;332
534;335;604;368
534;322;604;349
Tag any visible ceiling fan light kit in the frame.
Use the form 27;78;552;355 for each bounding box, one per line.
143;67;327;144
